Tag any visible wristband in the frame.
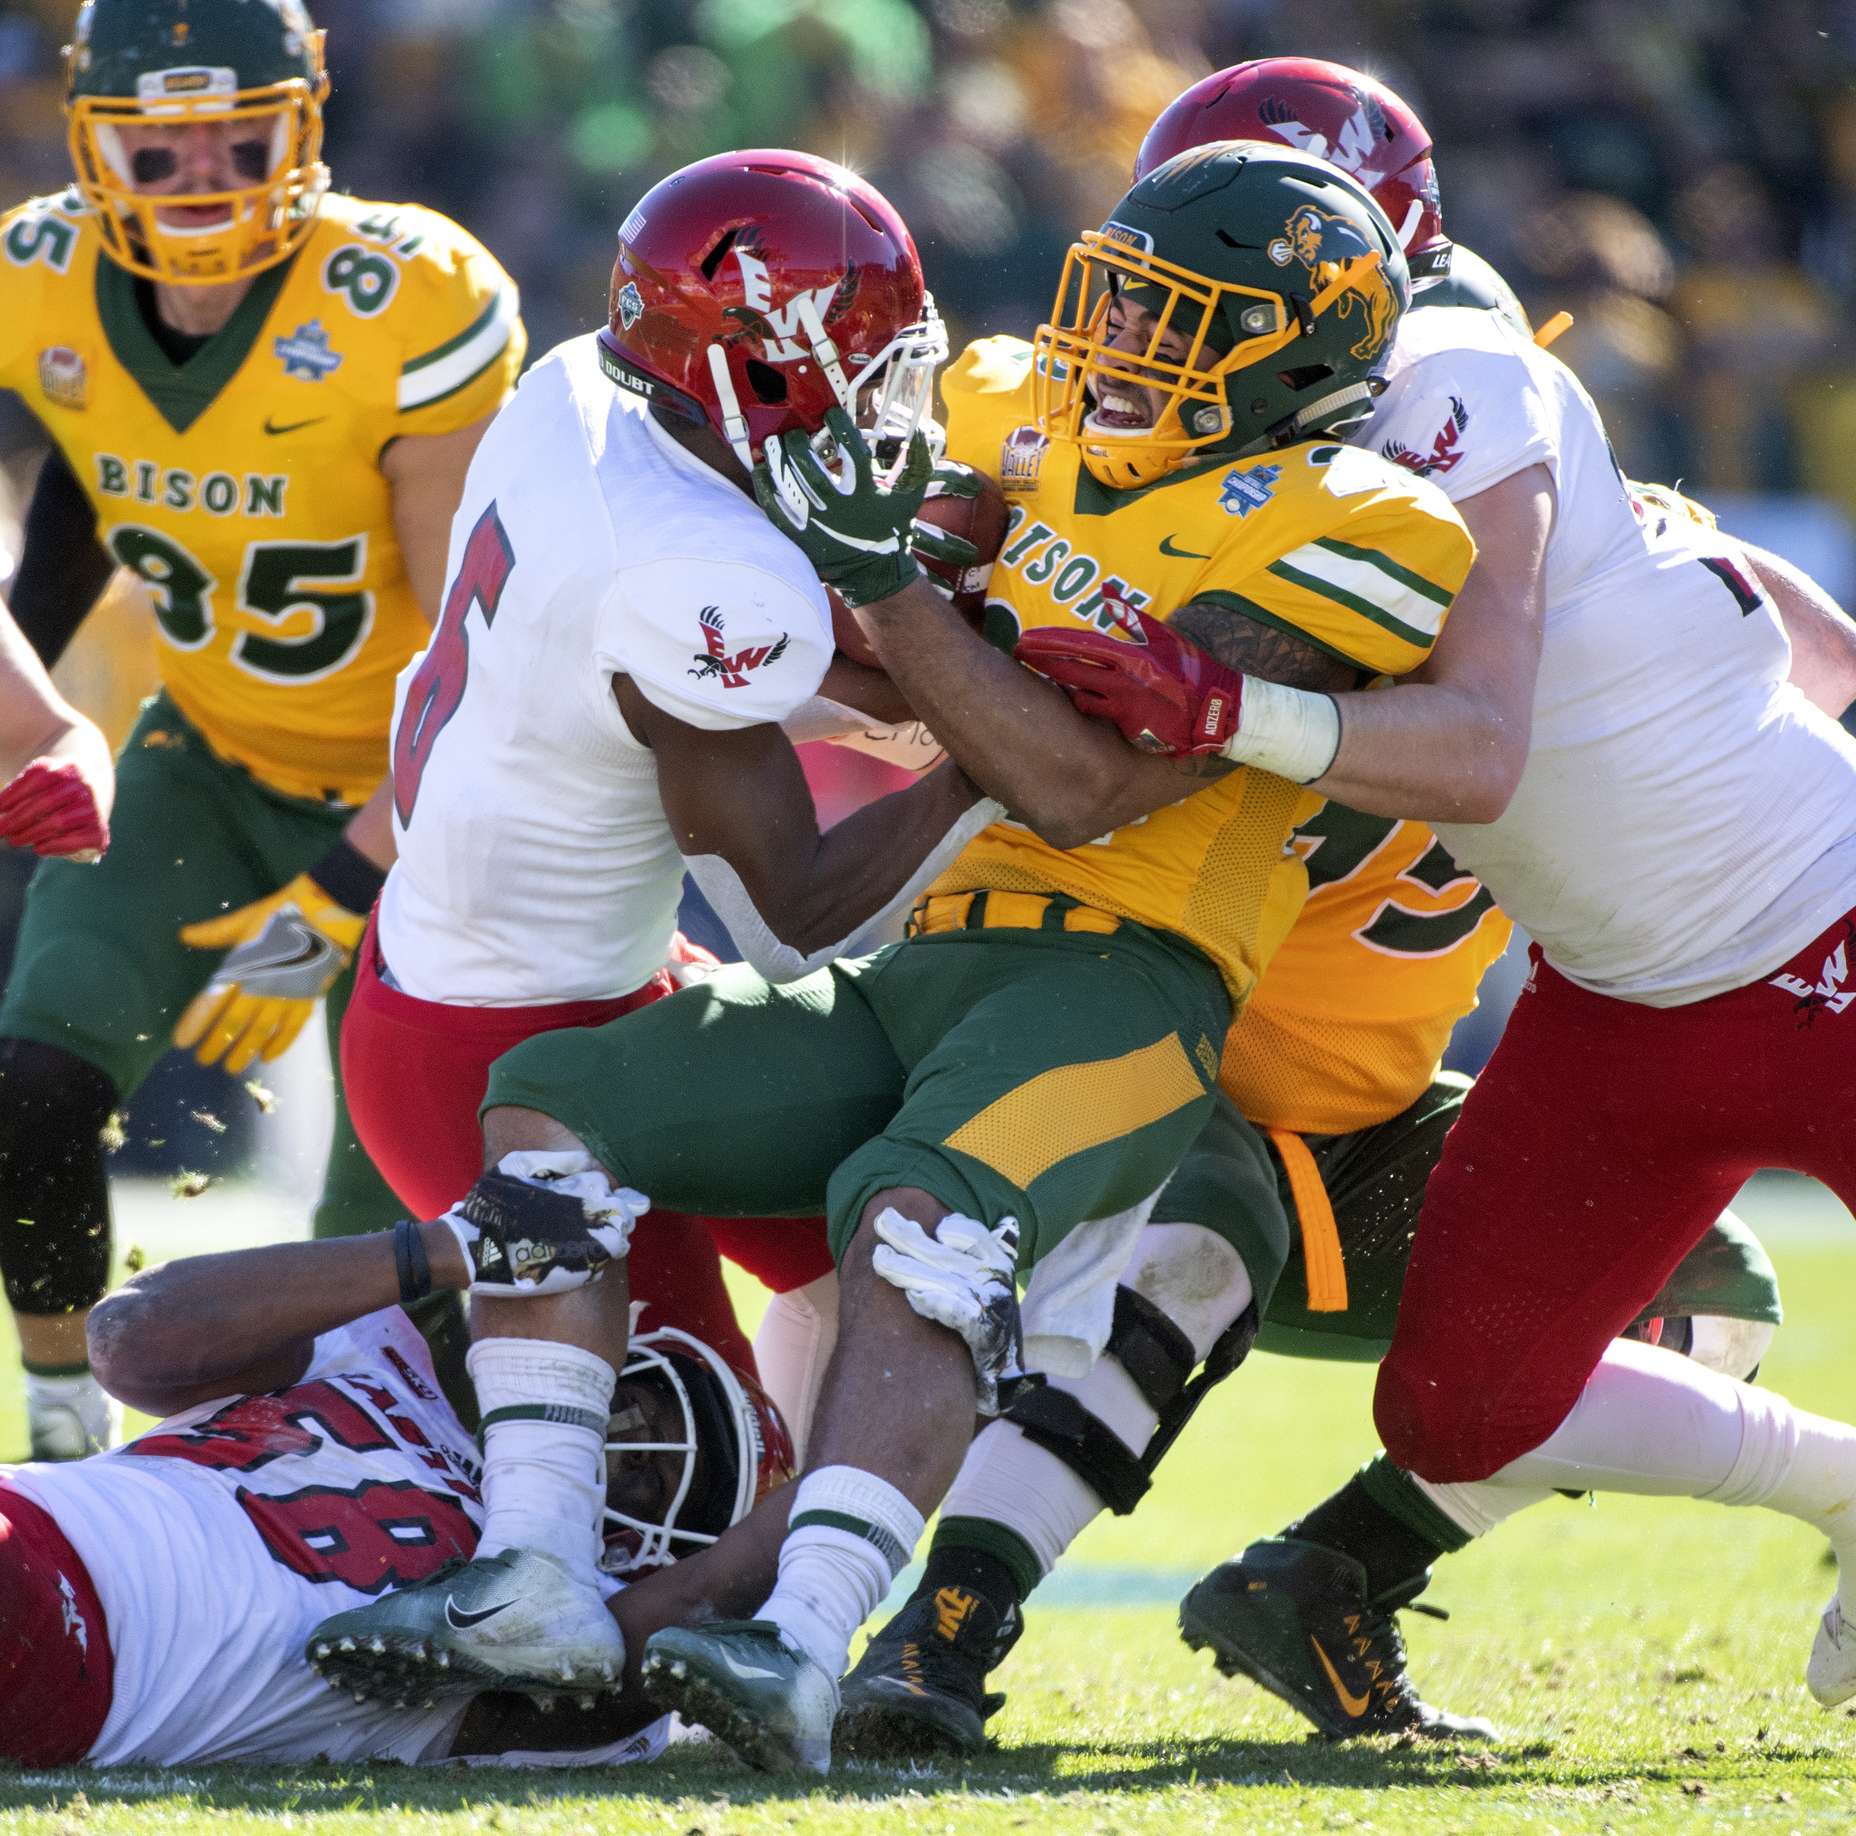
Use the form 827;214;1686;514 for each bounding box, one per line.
393;1217;433;1304
1218;677;1342;784
308;836;389;917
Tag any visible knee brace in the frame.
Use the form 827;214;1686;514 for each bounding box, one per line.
0;1040;117;1315
1002;1285;1261;1515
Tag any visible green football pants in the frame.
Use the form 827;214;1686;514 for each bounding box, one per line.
0;692;403;1241
485;913;1232;1272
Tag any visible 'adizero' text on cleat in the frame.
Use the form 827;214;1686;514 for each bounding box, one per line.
1179;1537;1497;1742
641;1619;837;1775
1809;1592;1856;1705
835;1583;1018;1757
305;1547;624;1703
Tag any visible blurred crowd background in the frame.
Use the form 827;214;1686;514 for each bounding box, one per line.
4;0;1856;506
0;0;1854;1176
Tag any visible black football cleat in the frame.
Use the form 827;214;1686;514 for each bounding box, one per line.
1179;1537;1497;1742
835;1582;1019;1757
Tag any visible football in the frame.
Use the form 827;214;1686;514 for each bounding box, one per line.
829;470;1009;669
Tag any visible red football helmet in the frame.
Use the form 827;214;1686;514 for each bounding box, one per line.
1137;60;1446;274
597;149;945;480
600;1324;795;1576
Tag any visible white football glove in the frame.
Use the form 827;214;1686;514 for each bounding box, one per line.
441;1151;648;1299
870;1208;1025;1414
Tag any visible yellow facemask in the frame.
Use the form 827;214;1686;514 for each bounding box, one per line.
65;34;330;286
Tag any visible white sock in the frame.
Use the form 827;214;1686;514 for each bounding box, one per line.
942;1420;1106;1576
1486;1340;1856;1574
753;1273;839;1470
1411;1473;1559;1540
468;1338;616;1576
760;1466;924;1680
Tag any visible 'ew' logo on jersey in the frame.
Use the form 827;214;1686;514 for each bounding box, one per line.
690;605;790;688
273;320;344;382
1771;938;1856;1016
1219;463;1280;517
1383;396;1468;478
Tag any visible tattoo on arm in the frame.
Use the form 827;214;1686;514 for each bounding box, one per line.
1169;601;1358;693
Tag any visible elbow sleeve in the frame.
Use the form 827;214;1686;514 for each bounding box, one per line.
682;796;1004;983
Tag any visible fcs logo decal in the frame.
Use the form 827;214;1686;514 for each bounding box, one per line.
689;605;790;688
1384;396;1469;478
1219;463;1281;517
616;281;644;331
1771;936;1856;1017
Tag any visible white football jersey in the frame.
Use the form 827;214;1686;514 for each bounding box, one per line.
1352;307;1856;1005
380;334;835;1005
8;1310;670;1770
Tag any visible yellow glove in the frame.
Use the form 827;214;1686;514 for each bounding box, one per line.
174;872;370;1073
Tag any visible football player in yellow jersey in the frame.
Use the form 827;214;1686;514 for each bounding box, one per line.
837;797;1785;1754
0;0;522;1457
314;144;1470;1771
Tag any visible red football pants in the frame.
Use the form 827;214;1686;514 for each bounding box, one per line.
1376;908;1856;1483
0;1482;112;1765
342;916;834;1378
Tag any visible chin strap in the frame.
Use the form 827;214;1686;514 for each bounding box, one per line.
1265;375;1387;449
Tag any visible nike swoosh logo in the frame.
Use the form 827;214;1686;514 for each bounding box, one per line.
721;1651;780;1680
445;1595;515;1629
264;415;326;435
1159;535;1209;559
1310;1636;1371;1718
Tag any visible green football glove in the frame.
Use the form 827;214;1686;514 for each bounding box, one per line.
755;407;934;608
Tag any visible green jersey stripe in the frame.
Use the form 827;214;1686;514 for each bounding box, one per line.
1312;534;1457;608
1266;557;1438;652
398;282;518;411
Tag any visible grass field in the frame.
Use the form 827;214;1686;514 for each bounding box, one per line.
0;1174;1851;1831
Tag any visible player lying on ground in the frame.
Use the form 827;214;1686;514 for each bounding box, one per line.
338;149;989;1396
0;0;524;1455
307;143;1476;1777
832;57;1848;1753
1022;63;1856;1736
0;1209;788;1768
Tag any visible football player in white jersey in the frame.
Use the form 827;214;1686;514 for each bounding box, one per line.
0;1206;790;1768
319;148;998;1707
1023;63;1856;1731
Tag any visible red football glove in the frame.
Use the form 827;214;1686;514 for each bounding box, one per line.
0;759;109;860
1015;602;1244;756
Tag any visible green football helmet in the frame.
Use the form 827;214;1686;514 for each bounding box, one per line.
64;0;329;285
1032;142;1409;489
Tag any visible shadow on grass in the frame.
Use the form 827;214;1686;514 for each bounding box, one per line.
0;1730;1844;1814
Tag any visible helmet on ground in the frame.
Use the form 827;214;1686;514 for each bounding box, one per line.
65;0;330;285
600;1325;794;1575
598;149;945;481
1137;60;1445;274
1033;142;1409;490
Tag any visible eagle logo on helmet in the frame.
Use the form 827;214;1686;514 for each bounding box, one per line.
1258;91;1386;184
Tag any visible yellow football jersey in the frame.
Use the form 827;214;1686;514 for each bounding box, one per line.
0;188;524;804
1228;802;1513;1135
936;337;1476;1008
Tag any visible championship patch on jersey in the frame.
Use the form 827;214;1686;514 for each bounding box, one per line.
1219;463;1280;518
689;605;789;689
274;319;344;382
1383;396;1468;478
37;345;87;409
1001;425;1048;490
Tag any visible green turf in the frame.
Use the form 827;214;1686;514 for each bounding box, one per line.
0;1175;1850;1829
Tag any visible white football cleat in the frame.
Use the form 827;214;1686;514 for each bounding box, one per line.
26;1371;120;1461
1809;1592;1856;1706
306;1546;625;1705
